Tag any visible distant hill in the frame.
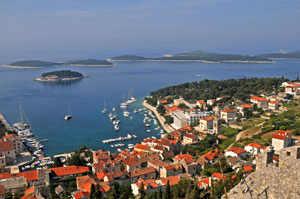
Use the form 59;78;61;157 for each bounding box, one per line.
109;55;147;61
110;51;272;63
63;59;113;66
257;50;300;59
9;60;59;67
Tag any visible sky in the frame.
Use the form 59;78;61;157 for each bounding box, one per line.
0;0;300;63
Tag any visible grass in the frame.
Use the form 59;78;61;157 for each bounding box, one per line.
221;127;238;138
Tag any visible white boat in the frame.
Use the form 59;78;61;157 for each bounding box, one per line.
102;99;107;114
133;109;138;114
114;125;119;131
112;106;116;112
64;115;72;120
117;148;122;153
147;129;151;133
40;139;48;142
145;123;150;127
123;110;130;117
130;116;133;120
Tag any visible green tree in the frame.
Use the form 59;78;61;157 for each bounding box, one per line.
158;188;163;199
139;184;146;199
95;184;102;199
164;181;171;199
90;184;96;199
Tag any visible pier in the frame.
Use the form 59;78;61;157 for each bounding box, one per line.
0;113;13;132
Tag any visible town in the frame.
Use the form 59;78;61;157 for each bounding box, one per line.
1;78;300;199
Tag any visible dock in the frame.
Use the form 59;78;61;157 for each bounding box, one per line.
142;100;174;133
0;113;13;132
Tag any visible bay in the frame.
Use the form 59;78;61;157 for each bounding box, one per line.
0;60;299;156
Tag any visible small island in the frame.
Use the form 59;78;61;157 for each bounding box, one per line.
61;59;114;66
34;70;88;82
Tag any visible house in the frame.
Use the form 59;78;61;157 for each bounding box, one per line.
243;165;254;175
173;154;197;177
134;144;149;153
182;133;198;145
272;130;292;151
220;109;236;123
197;100;206;109
3;134;23;154
244;143;261;155
171;110;189;129
130;167;156;183
268;101;279;110
212;172;226;181
158;175;181;186
159;165;175;178
199;116;213;130
72;191;89;199
198;177;210;189
131;178;159;196
0;141;16;167
93;150;111;164
207;99;215;106
51;166;90;179
237;104;253;116
96;170;130;185
225;147;246;158
200;149;223;164
122;158;141;172
250;96;268;109
183;100;198;108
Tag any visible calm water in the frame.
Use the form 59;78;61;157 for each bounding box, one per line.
0;60;300;156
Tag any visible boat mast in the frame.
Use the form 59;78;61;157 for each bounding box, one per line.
19;103;24;124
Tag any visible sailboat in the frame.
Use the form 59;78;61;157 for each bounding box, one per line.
102;99;107;114
64;105;72;120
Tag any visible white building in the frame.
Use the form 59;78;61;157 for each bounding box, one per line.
272;130;292;151
225;147;246;158
244;143;262;155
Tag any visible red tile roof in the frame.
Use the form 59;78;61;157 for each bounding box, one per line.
240;104;253;108
212;172;225;180
25;186;35;196
198;100;206;104
134;144;149;151
0;141;14;152
273;155;279;162
169;106;184;112
200;116;214;121
164;165;175;170
226;147;246;155
0;172;12;180
73;191;90;199
243;165;253;172
221;108;235;113
184;133;195;139
160;100;168;104
15;170;38;182
153;145;164;151
201;149;223;161
122;158;139;166
51;166;89;177
130;167;156;178
251;96;267;101
160;176;180;186
269;101;278;105
272;130;290;140
198;178;210;186
246;143;261;149
174;154;194;163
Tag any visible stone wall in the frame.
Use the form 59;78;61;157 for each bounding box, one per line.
226;146;300;199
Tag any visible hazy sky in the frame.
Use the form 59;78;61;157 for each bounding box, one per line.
0;0;299;63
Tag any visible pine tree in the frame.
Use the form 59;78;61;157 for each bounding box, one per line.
139;183;146;199
95;184;102;199
158;188;163;199
90;184;96;199
164;180;171;199
190;183;200;199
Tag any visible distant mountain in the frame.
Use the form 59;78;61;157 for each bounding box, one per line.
110;51;272;63
257;50;300;59
109;55;147;61
63;59;113;66
9;60;59;67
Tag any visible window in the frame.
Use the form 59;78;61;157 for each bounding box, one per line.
287;152;291;156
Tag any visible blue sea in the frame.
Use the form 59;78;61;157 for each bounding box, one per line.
0;60;300;156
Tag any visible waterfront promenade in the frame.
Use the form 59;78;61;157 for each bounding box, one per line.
143;100;174;133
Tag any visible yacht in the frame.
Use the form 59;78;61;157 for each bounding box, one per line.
123;110;130;117
64;115;72;120
114;125;119;131
102;99;107;114
145;123;150;127
147;129;151;133
133;109;138;114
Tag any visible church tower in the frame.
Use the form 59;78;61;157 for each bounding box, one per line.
213;104;221;135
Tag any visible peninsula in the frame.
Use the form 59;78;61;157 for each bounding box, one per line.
257;50;300;60
34;70;87;82
109;51;273;63
2;59;113;68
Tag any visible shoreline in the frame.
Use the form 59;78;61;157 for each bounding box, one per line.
107;59;273;64
0;65;45;69
142;100;174;134
34;76;88;82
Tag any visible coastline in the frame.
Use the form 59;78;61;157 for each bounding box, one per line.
59;63;115;67
34;76;88;82
0;65;45;69
108;59;273;64
142;100;174;133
